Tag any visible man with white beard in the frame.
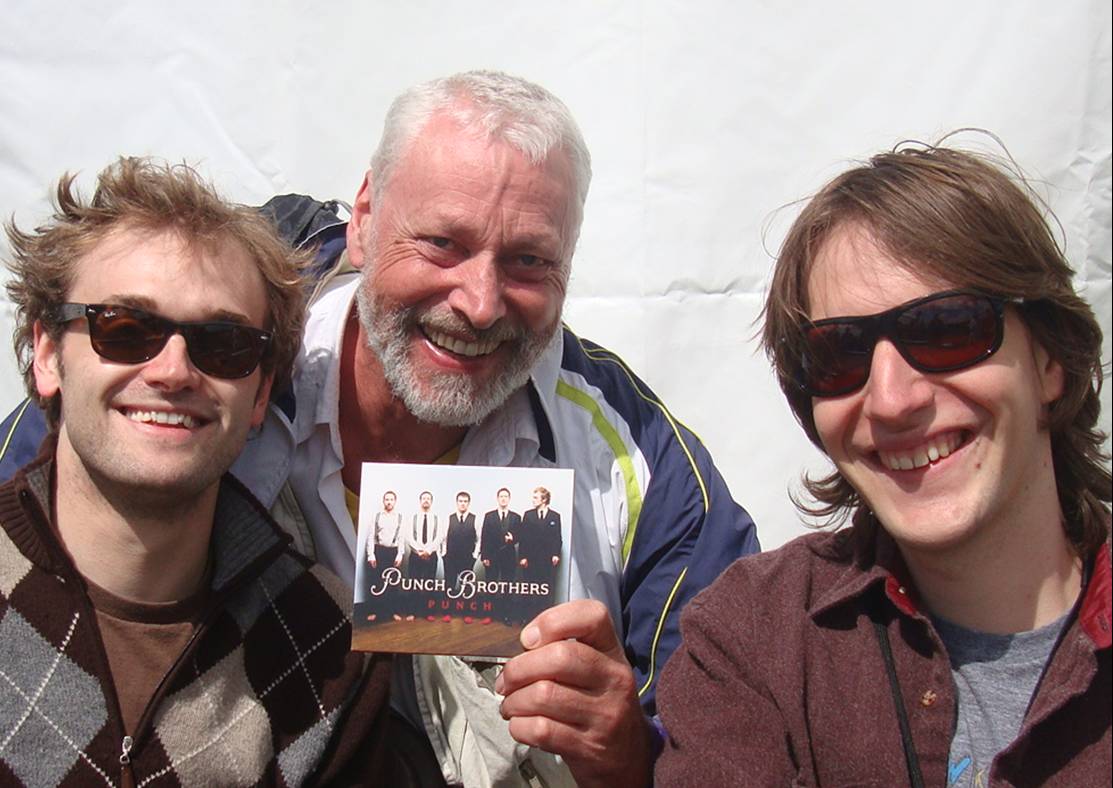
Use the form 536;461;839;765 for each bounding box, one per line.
201;68;761;788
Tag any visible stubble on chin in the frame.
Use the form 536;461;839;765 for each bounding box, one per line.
58;393;250;522
58;428;226;522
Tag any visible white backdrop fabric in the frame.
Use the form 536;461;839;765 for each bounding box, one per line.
2;1;1109;550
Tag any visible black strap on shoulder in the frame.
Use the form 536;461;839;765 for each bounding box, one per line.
873;615;926;788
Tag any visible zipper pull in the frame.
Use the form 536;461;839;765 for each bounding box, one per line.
120;733;137;788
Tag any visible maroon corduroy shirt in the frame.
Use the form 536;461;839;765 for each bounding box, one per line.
656;527;1111;786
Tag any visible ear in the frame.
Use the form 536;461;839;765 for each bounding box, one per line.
1032;339;1064;406
32;320;63;399
346;169;376;270
251;371;275;428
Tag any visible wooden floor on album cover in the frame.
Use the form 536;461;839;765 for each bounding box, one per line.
350;617;524;657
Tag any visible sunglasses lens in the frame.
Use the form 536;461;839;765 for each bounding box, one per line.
88;307;169;364
83;305;268;379
898;294;998;370
802;322;873;396
185;323;268;379
800;292;1005;397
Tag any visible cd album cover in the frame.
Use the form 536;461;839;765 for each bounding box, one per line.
350;462;574;658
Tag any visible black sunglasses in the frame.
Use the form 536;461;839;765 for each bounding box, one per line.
797;290;1019;397
54;303;272;380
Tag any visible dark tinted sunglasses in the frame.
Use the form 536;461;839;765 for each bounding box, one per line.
797;290;1019;397
55;303;272;380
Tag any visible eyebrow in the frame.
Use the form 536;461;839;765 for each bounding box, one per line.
509;234;564;258
429;214;565;257
104;295;254;325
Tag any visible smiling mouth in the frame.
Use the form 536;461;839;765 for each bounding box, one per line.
422;326;503;358
122;408;201;429
877;431;967;471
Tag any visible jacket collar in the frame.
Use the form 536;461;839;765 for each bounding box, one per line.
808;526;922;621
1078;541;1111;649
459;329;563;467
807;522;1112;650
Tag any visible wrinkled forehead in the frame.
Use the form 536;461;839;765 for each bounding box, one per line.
391;113;582;252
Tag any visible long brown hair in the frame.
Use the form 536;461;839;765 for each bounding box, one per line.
762;142;1109;556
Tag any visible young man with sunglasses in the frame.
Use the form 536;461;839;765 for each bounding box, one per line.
656;145;1110;786
0;158;392;786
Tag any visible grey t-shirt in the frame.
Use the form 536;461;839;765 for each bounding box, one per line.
933;612;1068;787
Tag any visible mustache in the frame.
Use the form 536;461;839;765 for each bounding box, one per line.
414;308;525;345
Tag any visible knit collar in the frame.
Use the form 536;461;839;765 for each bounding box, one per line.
1;439;288;595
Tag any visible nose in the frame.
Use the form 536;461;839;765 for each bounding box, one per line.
138;334;201;391
446;253;507;330
860;339;934;425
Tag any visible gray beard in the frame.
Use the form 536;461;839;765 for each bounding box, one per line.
355;273;557;427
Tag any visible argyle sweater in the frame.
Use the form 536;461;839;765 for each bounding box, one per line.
0;452;392;787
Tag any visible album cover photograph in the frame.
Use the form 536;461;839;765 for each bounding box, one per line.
350;462;574;658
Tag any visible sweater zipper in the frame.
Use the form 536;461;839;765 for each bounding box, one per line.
22;476;290;783
20;482;144;787
127;537;290;749
61;545;278;783
119;735;136;788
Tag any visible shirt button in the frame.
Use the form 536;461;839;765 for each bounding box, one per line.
898;586;906;595
921;690;937;707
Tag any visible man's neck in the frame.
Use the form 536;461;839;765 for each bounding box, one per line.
899;503;1082;635
52;438;217;604
338;309;466;492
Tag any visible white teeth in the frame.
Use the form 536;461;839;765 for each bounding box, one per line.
424;328;500;358
879;433;962;471
125;410;197;429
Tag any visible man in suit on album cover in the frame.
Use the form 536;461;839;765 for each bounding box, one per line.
481;487;521;583
444;491;481;591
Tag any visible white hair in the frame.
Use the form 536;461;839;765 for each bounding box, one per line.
369;70;592;222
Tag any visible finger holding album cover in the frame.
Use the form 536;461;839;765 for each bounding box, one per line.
351;463;574;658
